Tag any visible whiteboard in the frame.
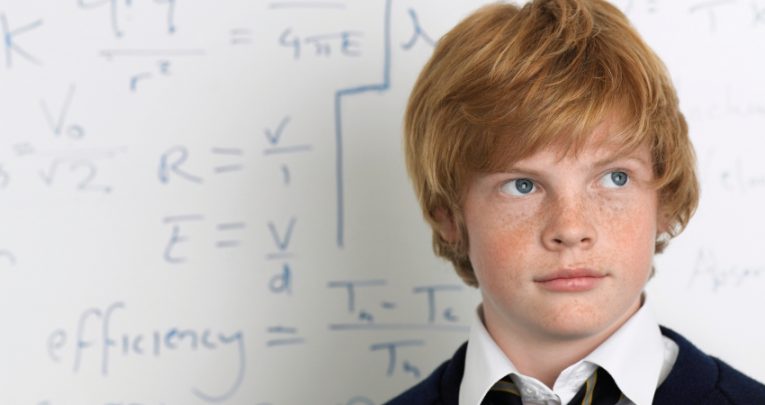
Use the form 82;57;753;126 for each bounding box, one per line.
1;1;763;404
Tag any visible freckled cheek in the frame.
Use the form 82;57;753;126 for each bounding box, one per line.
466;211;536;283
598;200;657;267
621;204;656;242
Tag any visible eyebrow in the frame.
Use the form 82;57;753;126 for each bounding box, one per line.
502;153;651;175
591;153;652;170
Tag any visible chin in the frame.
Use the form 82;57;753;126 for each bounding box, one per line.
535;311;618;342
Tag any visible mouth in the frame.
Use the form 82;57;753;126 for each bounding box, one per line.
534;268;607;292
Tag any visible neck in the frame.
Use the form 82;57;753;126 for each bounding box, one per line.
482;299;641;388
494;328;607;387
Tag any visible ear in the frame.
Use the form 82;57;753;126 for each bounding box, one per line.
654;207;673;252
432;207;459;244
656;206;671;235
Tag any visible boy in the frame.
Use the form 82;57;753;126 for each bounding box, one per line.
387;0;765;404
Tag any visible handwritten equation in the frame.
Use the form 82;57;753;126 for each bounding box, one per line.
40;283;470;402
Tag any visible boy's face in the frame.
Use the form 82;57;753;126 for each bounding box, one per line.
440;118;660;344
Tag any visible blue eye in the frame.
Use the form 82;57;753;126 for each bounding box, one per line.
501;178;536;196
602;171;629;188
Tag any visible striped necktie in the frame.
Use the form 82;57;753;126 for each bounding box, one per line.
482;367;623;405
481;374;523;405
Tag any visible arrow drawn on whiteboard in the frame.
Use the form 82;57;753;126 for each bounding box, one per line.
268;217;296;251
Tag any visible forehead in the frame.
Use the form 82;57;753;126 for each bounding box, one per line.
511;139;652;169
485;114;652;172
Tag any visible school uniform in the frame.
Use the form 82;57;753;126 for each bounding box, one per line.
385;301;765;405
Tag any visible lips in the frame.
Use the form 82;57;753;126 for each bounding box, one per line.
534;268;607;292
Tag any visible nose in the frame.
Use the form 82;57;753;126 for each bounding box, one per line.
541;195;597;251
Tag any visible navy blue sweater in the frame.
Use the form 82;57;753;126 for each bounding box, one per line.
385;327;765;404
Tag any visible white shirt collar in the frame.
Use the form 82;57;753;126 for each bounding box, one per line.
459;296;670;405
